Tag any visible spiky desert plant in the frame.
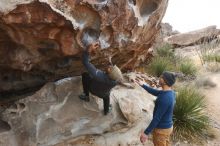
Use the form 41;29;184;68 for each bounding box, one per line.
156;43;175;58
148;57;173;77
173;86;209;141
178;59;197;76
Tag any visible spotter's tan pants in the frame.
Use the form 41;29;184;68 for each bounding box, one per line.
152;127;173;146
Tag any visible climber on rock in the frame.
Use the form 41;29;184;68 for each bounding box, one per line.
135;71;176;146
78;28;133;115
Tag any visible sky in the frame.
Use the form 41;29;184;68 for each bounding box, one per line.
162;0;220;33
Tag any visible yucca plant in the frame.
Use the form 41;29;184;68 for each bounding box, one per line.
148;57;173;77
173;86;209;141
156;43;175;58
179;59;197;76
216;56;220;62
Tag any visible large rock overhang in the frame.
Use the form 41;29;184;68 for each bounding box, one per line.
0;0;169;97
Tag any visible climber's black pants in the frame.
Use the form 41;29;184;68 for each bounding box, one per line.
81;72;110;115
82;72;90;97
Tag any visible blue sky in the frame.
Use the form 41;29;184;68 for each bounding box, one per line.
162;0;220;32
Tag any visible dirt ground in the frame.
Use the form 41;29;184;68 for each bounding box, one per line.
203;73;220;146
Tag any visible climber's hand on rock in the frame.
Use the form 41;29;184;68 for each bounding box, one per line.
88;42;100;54
140;132;148;144
135;77;146;86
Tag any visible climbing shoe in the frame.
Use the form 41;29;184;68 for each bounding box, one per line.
79;93;90;102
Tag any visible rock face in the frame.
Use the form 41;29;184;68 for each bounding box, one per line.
160;23;179;37
0;0;169;97
165;26;220;47
0;76;155;146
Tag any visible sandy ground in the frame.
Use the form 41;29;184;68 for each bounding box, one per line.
203;73;220;146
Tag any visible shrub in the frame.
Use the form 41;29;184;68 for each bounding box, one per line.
148;57;173;77
156;43;175;58
203;54;220;63
178;59;197;76
146;45;198;78
195;36;220;64
173;86;209;141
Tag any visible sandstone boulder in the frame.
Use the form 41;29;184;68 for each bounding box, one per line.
165;26;220;46
0;0;169;96
0;76;155;146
